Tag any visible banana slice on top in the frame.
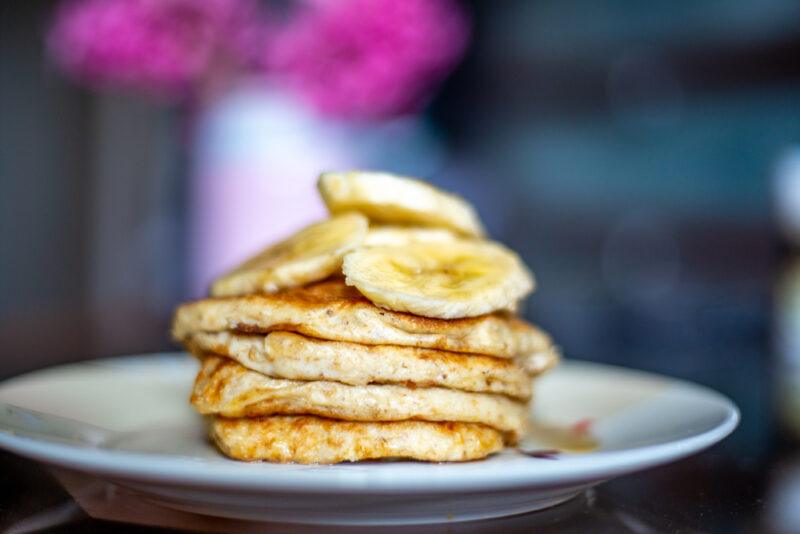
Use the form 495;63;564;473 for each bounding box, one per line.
342;241;535;319
364;226;460;247
211;212;368;297
318;171;485;238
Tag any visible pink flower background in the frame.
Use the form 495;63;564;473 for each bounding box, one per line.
48;0;470;118
266;0;470;119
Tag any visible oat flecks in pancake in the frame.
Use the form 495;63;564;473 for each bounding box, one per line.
212;415;504;463
192;356;528;441
173;279;552;358
187;331;532;399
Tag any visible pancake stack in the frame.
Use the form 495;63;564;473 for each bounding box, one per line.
172;171;560;463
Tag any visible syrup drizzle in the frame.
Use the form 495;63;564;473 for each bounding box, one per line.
518;418;598;459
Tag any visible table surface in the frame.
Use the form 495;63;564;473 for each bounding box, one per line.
0;444;781;533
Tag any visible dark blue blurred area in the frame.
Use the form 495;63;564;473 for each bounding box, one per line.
2;2;800;529
426;0;800;461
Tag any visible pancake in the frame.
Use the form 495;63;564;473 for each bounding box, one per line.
211;415;504;463
192;356;528;440
519;346;561;375
186;331;533;399
173;278;552;359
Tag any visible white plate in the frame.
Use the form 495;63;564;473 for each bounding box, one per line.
0;353;738;525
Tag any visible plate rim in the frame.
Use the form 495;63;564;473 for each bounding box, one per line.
0;353;740;494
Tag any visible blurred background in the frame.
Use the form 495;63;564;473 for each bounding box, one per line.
2;0;800;529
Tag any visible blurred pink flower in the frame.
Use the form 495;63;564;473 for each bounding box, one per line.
48;0;263;101
266;0;470;120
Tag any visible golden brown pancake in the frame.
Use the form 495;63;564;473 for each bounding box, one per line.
186;331;533;399
518;346;561;375
211;415;504;463
192;356;528;441
173;279;552;358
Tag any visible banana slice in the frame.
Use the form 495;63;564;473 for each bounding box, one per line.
211;213;368;297
318;171;485;238
364;226;460;247
342;241;534;319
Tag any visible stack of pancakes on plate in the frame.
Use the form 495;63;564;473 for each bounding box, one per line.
172;171;560;463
